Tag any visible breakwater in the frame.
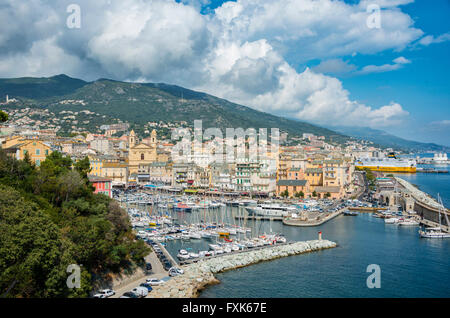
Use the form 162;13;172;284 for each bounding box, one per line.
149;239;337;298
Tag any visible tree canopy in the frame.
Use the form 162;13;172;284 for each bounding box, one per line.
0;150;149;297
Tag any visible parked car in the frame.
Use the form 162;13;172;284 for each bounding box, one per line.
120;291;138;298
146;278;164;286
93;289;115;298
168;267;184;277
131;286;148;298
145;262;152;273
139;283;153;292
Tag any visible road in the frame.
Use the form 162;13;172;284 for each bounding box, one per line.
110;250;168;298
354;171;368;201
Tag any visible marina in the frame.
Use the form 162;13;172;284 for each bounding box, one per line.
112;160;450;298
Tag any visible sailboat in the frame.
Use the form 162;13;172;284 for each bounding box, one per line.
419;194;450;238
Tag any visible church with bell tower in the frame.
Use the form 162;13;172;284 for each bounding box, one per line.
127;129;159;174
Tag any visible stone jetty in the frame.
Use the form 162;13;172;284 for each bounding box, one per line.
283;209;344;227
149;239;337;298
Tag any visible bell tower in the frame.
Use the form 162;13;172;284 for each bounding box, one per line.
128;130;136;149
150;129;157;147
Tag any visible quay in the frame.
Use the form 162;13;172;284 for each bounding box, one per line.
417;168;448;174
282;209;344;227
393;177;450;231
234;215;284;221
419;218;450;233
149;239;337;298
155;241;179;266
348;206;387;212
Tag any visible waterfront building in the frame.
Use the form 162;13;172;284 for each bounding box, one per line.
101;161;128;186
276;179;309;197
88;175;112;198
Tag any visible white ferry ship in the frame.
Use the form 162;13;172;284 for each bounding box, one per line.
356;153;416;173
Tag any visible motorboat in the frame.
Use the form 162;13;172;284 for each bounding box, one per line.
398;219;419;226
245;204;297;217
180;233;191;240
385;217;399;224
177;249;190;260
189;231;202;239
419;227;450;238
188;252;199;258
174;203;192;212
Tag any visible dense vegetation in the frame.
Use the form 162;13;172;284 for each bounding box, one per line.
0;151;149;297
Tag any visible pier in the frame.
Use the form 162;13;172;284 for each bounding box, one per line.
156;241;179;266
149;239;337;298
394;177;450;231
282;209;344;227
234;215;284;221
348;206;387;212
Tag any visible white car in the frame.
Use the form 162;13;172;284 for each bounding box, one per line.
168;267;184;277
93;289;115;298
145;278;164;286
131;286;148;298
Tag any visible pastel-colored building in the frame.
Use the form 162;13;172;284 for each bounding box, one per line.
88;175;112;198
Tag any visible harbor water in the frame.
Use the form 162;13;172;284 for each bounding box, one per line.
201;163;449;297
138;161;450;298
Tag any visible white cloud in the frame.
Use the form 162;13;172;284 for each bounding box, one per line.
357;56;411;74
393;56;411;64
0;0;423;128
418;32;450;46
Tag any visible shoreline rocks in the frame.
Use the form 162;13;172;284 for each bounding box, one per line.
149;239;337;298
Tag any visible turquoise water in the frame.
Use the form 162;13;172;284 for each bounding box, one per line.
165;162;450;298
195;213;449;298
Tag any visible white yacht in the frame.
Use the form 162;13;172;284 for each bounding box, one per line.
419;194;450;238
398;219;419;226
177;249;190;260
419;227;450;238
245;204;297;217
385;217;400;224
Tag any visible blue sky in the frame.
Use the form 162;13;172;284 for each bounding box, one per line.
195;0;450;146
1;0;449;146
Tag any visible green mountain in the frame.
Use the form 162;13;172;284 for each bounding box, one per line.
333;126;450;153
0;74;348;143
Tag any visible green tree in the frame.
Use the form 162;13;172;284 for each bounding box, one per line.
74;156;91;181
281;189;289;198
294;191;304;198
312;191;317;197
0;110;8;122
325;192;331;198
0;149;150;297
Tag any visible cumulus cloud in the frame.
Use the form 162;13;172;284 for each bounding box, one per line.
0;0;426;128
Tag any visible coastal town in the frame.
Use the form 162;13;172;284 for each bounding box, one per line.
0;98;369;199
1;94;449;298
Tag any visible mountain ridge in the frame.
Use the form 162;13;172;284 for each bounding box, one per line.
0;74;348;143
0;74;448;152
